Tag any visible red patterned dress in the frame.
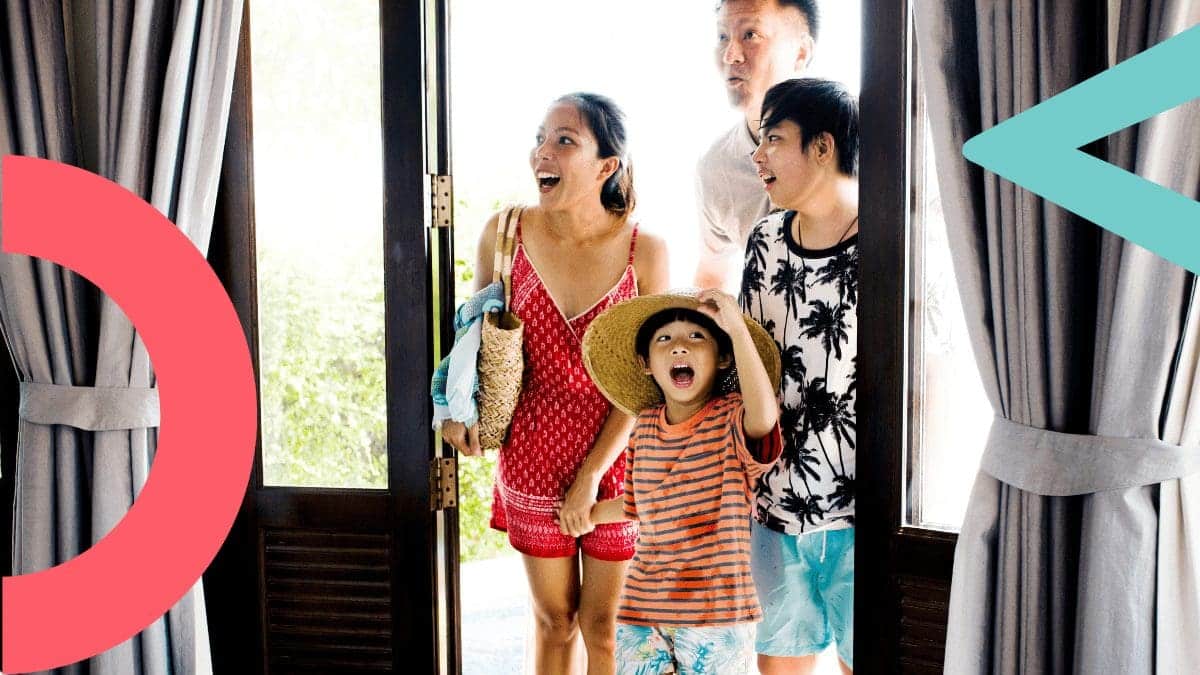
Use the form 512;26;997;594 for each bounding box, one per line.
489;219;640;561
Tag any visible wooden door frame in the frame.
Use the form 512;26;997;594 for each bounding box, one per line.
380;0;443;666
205;1;449;671
422;0;463;670
857;1;957;672
203;2;262;668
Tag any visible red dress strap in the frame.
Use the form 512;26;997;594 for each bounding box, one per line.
627;223;639;267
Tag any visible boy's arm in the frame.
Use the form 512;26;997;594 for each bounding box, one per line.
558;409;635;537
696;290;780;439
590;498;631;525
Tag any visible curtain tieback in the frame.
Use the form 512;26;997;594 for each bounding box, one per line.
18;381;160;431
981;416;1200;496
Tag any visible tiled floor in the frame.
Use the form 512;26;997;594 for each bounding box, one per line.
461;554;528;674
459;553;845;674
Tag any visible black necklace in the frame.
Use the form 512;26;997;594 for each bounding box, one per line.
796;214;858;282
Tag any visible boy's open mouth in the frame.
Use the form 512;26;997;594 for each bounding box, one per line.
669;364;695;388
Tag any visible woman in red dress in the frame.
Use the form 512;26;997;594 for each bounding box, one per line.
442;92;668;674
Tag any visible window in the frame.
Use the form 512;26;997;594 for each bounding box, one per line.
903;42;992;531
206;4;448;670
249;1;388;488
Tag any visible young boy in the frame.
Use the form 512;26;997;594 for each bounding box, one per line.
577;289;783;674
741;78;859;674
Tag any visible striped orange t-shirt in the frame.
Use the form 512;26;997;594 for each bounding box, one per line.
618;393;782;627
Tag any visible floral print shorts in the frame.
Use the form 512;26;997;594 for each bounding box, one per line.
614;623;756;674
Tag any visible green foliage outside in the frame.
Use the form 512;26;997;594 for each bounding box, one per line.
257;194;515;562
250;2;521;562
451;223;510;563
259;244;389;489
457;452;507;562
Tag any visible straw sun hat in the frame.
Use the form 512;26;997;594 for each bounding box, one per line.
582;293;782;417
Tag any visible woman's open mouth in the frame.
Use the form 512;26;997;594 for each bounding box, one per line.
669;364;695;388
536;171;561;193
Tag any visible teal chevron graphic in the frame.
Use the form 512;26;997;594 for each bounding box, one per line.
962;23;1200;274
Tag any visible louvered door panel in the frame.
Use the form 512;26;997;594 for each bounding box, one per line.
263;530;394;672
897;575;950;674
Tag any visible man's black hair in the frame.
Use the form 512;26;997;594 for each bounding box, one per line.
779;0;819;42
717;0;820;42
761;77;859;176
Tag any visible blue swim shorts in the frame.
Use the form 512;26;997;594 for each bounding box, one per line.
750;521;854;667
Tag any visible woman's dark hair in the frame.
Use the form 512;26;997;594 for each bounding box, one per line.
556;92;636;216
635;308;734;362
761;78;859;177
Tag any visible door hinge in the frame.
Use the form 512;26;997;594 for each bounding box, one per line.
430;456;458;510
430;174;453;229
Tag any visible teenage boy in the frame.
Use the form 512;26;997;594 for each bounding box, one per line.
741;77;859;675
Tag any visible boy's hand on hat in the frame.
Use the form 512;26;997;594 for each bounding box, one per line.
442;419;483;456
696;289;746;336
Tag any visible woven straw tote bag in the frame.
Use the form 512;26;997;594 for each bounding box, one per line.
477;207;525;451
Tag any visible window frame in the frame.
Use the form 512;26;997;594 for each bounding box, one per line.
856;0;957;670
204;2;452;671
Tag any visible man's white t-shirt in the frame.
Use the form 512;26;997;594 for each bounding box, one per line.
695;121;774;290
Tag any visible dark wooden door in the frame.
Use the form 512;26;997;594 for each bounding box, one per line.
857;1;956;673
204;2;456;672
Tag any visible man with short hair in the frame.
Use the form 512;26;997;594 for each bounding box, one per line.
694;0;818;292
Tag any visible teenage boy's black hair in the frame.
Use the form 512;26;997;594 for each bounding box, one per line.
761;77;859;177
635;308;734;362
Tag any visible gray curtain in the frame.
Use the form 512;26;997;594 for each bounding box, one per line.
915;1;1200;673
0;0;242;672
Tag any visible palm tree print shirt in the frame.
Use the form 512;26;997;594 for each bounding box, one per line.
740;211;857;535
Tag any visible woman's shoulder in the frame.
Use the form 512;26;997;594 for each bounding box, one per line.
633;227;667;260
479;205;534;245
631;226;669;294
474;206;531;285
